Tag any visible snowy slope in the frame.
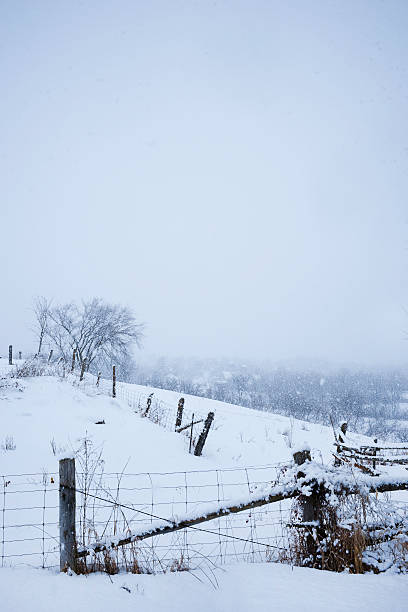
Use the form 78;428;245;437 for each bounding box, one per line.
1;373;407;612
1;374;372;476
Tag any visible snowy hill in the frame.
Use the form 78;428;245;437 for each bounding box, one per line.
1;373;371;476
1;371;408;612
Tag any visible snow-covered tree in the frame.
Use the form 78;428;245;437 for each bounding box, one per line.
43;298;144;373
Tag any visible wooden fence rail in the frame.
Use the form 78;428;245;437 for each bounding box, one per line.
59;453;408;572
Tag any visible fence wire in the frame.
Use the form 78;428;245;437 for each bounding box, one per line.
73;461;293;573
0;462;294;571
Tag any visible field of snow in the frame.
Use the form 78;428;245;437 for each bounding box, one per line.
0;373;344;568
0;372;373;476
0;370;375;485
1;562;408;612
1;370;408;611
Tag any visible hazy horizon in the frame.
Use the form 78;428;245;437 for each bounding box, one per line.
1;1;408;367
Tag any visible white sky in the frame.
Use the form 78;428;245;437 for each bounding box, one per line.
1;0;408;366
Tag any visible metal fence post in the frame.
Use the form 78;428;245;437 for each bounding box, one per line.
59;458;77;572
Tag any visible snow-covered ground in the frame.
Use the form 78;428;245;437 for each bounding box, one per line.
1;371;407;611
1;374;371;476
1;563;407;612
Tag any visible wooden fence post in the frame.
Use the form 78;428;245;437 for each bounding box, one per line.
189;412;195;454
293;448;326;568
59;458;77;572
112;365;116;398
8;345;12;365
96;372;101;387
143;393;153;417
293;448;311;473
194;412;214;456
48;349;53;363
175;398;185;430
18;351;22;360
71;349;76;373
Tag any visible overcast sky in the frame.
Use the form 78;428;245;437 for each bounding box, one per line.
1;0;408;366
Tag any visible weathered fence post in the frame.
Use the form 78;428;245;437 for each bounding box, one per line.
71;349;76;373
48;349;53;363
143;393;153;417
96;371;101;387
8;345;12;365
293;448;311;473
293;447;326;568
79;358;87;382
189;412;195;454
194;412;214;456
175;398;185;430
112;365;116;398
59;458;77;572
18;351;22;360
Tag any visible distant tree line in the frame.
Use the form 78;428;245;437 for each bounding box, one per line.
131;357;408;441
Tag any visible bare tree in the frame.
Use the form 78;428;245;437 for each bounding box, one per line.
32;296;52;355
45;298;144;373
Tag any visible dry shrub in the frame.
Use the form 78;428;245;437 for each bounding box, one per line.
76;550;119;575
169;552;189;572
75;540;190;576
12;358;65;379
363;533;408;574
394;538;408;571
1;435;16;451
13;359;47;378
286;490;369;573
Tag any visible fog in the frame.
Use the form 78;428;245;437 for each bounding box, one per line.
1;1;408;366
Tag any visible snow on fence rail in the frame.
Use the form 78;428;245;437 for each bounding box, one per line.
1;460;293;571
60;452;408;574
336;443;408;470
3;454;408;574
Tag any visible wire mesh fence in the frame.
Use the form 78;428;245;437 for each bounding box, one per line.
1;472;59;569
75;461;294;572
1;462;294;571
